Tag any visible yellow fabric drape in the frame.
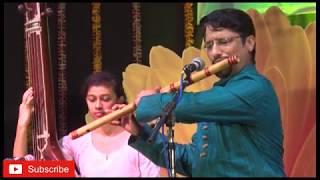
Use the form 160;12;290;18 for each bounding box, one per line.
184;3;194;48
92;3;102;72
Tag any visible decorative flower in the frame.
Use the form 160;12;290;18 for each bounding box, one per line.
247;6;315;176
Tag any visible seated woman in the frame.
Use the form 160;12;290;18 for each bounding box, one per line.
13;71;160;177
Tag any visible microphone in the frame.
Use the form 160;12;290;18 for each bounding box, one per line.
183;57;205;74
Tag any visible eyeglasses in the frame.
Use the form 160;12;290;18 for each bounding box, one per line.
203;36;241;50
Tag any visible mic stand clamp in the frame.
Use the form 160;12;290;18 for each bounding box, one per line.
183;69;192;87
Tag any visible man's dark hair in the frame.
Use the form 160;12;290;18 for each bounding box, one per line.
81;71;125;101
199;8;256;63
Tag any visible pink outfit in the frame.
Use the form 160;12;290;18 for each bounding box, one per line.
60;131;160;177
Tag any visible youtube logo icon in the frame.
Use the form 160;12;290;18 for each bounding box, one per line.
9;164;23;174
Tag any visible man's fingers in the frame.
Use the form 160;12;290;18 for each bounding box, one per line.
111;104;126;111
110;120;121;125
154;86;161;92
104;109;112;114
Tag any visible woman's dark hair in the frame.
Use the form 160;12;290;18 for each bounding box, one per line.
199;8;256;63
81;71;126;102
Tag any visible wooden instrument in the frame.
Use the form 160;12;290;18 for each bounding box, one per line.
20;3;65;160
69;56;239;139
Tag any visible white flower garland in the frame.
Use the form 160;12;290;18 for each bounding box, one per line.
132;2;142;64
57;2;67;137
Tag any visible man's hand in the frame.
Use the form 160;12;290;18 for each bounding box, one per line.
134;86;161;105
110;104;141;136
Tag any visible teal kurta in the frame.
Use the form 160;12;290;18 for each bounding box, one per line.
129;64;285;177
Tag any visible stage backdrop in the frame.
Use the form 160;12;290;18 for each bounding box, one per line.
4;3;315;177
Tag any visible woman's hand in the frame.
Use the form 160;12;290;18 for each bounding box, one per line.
13;87;34;157
17;87;34;128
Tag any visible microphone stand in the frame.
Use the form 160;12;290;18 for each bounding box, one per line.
147;72;191;178
166;108;176;178
147;92;178;177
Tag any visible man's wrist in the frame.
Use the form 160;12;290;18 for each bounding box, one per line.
131;115;142;136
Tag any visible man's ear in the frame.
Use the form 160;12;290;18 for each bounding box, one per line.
246;35;255;52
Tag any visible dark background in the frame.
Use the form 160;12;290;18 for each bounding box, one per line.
4;2;199;158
